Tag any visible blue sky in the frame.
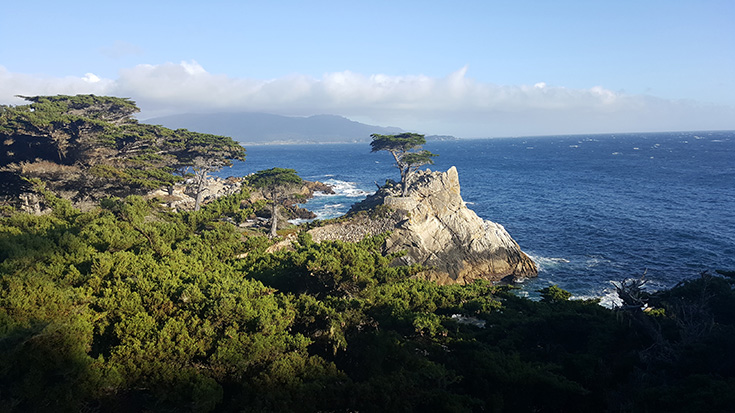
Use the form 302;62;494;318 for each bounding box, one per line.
2;0;733;137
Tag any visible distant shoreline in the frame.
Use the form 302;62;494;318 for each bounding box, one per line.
238;135;461;146
236;129;735;145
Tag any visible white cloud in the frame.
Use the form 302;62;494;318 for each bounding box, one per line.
1;62;733;137
181;61;207;76
83;73;101;83
0;65;113;104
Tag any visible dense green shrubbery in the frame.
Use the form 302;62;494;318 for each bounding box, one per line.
1;190;734;412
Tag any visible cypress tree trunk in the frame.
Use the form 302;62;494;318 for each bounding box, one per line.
193;168;207;211
194;189;204;212
269;199;278;238
400;168;410;197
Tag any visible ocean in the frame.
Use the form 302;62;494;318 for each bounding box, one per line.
218;131;735;303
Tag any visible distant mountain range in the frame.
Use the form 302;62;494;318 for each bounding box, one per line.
144;112;406;144
144;112;458;144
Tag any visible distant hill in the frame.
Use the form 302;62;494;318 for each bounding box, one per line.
144;112;405;144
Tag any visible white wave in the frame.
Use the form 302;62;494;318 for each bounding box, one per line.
572;288;622;309
314;212;338;220
322;178;372;198
290;203;347;224
600;288;623;308
526;254;570;271
585;256;612;269
291;179;374;223
288;218;310;225
345;190;371;198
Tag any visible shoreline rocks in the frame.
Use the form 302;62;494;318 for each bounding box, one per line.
309;166;538;284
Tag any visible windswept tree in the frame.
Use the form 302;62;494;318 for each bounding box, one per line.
248;167;303;237
0;95;246;205
171;131;247;211
370;133;438;196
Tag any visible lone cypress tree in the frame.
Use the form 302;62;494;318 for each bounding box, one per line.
248;168;303;237
370;133;438;196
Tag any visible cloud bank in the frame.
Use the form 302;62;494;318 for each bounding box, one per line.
1;62;733;137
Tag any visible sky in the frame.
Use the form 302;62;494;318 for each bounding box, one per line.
1;0;734;138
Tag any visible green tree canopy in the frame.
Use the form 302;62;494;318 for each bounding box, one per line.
370;133;438;196
0;95;246;204
248;168;303;237
402;150;438;170
539;285;573;303
370;132;426;154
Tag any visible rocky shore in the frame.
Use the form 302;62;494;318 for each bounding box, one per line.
309;166;537;284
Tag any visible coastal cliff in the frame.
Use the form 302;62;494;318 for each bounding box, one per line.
309;166;537;283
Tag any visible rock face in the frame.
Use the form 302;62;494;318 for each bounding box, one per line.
309;166;537;284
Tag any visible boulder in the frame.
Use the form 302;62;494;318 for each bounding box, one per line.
309;166;537;284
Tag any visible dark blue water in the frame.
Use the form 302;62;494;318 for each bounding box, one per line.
218;131;735;303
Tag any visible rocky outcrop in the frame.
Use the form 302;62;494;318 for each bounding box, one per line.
309;167;537;284
309;212;403;244
148;178;333;216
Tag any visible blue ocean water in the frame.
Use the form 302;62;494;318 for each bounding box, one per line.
219;131;735;303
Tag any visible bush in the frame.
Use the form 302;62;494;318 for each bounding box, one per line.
539;285;572;303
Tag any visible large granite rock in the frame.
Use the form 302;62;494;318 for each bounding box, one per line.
309;166;537;284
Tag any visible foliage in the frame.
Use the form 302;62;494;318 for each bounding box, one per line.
369;132;427;154
1;190;734;411
401;149;439;170
0;192;326;411
539;284;573;303
0;95;246;201
248;168;303;238
248;167;303;190
370;133;438;196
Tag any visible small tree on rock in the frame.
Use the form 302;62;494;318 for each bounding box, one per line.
248;168;303;238
370;133;438;196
